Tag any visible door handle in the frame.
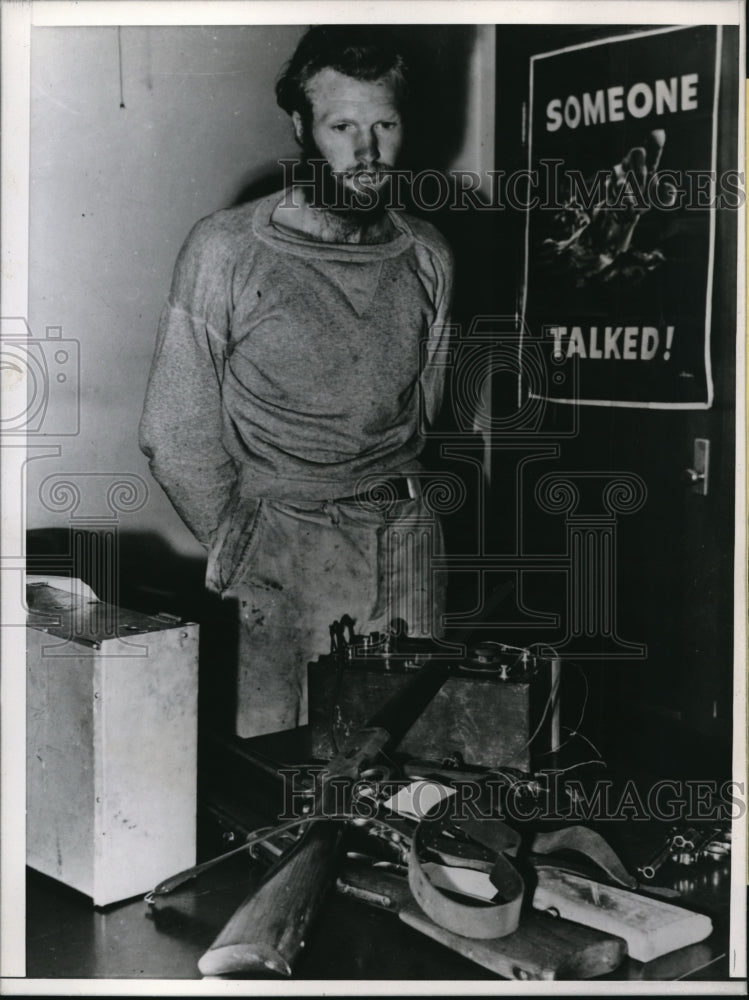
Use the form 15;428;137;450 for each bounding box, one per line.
684;438;709;495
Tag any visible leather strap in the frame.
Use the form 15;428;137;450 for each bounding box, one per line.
407;818;637;939
531;826;637;889
407;817;525;939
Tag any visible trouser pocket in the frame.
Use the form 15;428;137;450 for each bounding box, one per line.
206;497;266;595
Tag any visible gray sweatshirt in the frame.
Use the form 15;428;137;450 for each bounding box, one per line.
139;190;454;546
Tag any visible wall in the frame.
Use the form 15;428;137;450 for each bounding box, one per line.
28;24;304;562
27;25;494;587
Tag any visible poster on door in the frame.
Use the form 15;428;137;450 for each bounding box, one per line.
522;25;726;408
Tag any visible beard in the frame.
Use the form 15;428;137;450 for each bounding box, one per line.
298;137;395;223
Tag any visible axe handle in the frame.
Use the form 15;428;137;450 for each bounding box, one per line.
198;822;343;977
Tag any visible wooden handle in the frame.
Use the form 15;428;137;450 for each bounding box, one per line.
198;822;343;977
400;903;627;980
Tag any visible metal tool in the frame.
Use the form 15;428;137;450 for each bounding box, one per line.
637;824;731;881
672;826;699;850
637;841;675;881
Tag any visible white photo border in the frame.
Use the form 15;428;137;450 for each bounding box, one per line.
1;0;745;994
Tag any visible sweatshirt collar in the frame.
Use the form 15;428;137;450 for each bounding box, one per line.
252;189;415;261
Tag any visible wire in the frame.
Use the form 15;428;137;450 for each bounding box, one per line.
549;759;607;775
117;27;125;109
509;655;609;777
492;767;535;795
533;660;597;759
145;816;315;901
470;639;528;654
528;643;562;658
563;726;604;760
568;661;590;737
505;653;561;766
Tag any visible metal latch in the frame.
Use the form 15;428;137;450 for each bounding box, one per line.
685;438;709;496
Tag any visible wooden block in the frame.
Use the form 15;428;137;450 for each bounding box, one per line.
336;857;625;980
27;591;199;906
400;903;627;980
532;868;713;963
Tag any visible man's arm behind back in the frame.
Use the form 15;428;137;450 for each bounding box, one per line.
139;217;237;548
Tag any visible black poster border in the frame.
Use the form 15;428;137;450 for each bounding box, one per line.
521;24;722;410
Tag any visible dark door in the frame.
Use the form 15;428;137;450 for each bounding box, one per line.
481;24;739;774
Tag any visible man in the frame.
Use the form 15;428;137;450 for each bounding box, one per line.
139;26;454;737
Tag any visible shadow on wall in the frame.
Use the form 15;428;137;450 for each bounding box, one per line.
27;527;206;618
228;25;479;207
27;526;239;730
396;24;476;173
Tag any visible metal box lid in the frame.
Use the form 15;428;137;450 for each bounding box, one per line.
26;580;196;648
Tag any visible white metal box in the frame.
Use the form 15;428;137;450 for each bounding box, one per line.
26;582;198;906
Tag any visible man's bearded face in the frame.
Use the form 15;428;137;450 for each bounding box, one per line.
292;68;404;215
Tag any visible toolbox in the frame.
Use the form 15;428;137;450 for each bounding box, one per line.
26;579;199;906
308;633;552;769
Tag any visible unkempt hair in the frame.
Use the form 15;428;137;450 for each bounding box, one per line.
276;26;410;122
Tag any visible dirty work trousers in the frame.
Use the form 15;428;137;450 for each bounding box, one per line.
207;495;445;738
